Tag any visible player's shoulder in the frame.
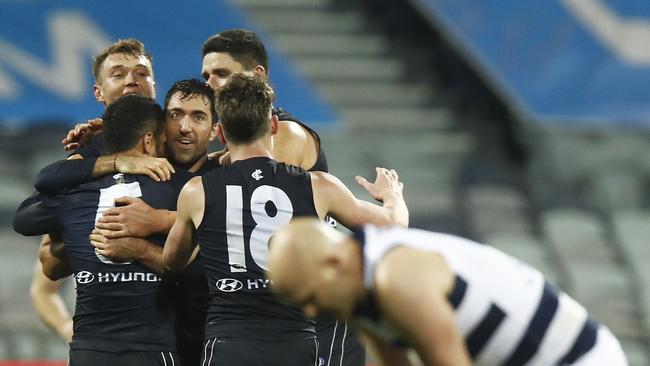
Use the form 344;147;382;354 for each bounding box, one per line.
269;159;317;184
179;175;203;195
275;120;312;155
274;107;319;143
272;107;298;122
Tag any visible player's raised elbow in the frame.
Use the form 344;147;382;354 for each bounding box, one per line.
13;214;30;236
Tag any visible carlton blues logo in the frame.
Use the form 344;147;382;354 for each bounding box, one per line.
216;278;244;292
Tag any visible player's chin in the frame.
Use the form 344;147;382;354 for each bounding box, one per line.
170;150;195;163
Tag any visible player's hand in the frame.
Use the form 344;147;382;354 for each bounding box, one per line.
62;118;103;151
115;155;175;181
95;197;163;238
208;147;231;165
355;167;404;203
89;228;143;261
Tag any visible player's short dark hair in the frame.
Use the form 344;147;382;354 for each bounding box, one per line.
102;94;164;155
163;79;218;124
202;29;269;73
216;72;275;144
93;39;153;82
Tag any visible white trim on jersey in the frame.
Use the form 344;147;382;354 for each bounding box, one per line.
326;320;339;366
313;338;320;366
339;322;348;366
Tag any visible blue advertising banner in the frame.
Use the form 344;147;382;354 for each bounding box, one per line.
0;0;336;127
413;0;650;128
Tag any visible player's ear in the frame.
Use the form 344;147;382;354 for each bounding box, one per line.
215;122;227;144
93;84;106;105
253;65;266;77
321;254;343;283
208;122;218;142
270;114;279;136
142;131;155;155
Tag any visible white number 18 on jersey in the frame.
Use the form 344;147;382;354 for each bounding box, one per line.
225;185;294;272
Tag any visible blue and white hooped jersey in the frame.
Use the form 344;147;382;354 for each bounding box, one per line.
354;225;600;366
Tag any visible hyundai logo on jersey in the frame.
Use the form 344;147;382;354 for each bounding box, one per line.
75;271;95;284
216;278;244;292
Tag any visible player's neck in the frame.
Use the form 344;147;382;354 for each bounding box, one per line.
229;140;274;163
185;154;208;173
119;147;150;158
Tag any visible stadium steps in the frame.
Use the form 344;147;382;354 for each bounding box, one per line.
293;56;405;81
611;211;650;337
236;0;474;233
234;0;650;363
525;129;650;362
253;10;368;33
484;232;561;286
462;185;531;236
539;208;645;340
272;33;389;56
589;169;644;212
316;81;436;107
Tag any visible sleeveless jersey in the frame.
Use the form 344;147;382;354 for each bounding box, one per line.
354;225;600;366
197;157;318;340
273;107;328;172
54;173;190;352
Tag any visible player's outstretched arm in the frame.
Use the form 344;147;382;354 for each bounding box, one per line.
30;261;73;343
34;158;97;194
163;177;204;272
374;247;471;366
35;154;175;194
311;167;408;229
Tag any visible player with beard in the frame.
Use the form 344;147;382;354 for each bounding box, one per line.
24;78;221;366
15;95;183;366
162;72;408;366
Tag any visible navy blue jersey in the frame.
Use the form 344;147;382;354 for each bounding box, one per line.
15;173;192;352
273;107;328;172
72;132;106;159
197;157;318;340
